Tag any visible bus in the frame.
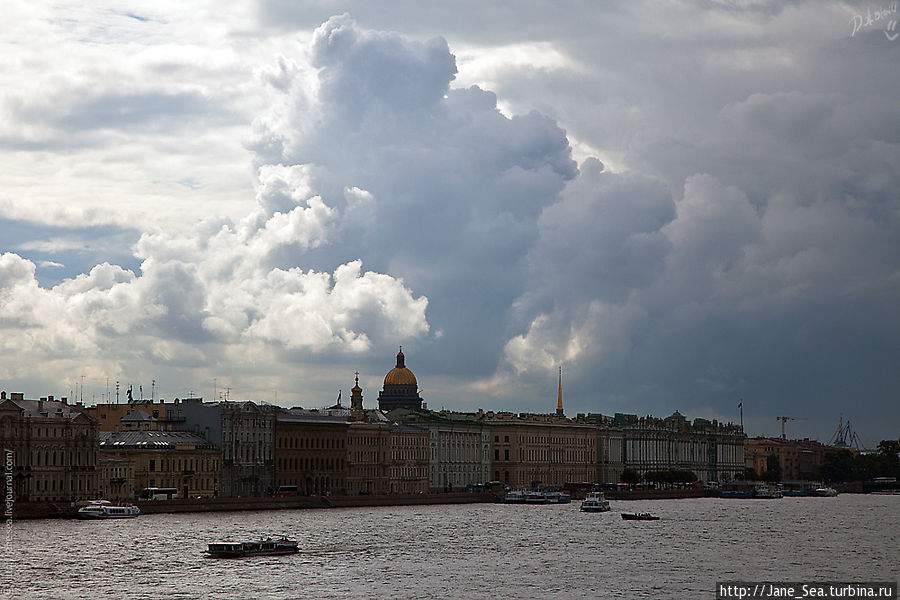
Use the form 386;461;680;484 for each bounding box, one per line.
138;487;178;500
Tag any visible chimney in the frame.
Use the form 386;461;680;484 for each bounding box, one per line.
48;395;54;402
62;397;68;405
0;391;5;400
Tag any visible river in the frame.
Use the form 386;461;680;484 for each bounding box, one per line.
3;494;897;599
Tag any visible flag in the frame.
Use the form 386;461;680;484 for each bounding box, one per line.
738;401;742;408
336;390;341;403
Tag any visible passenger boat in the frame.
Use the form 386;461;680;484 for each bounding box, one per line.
753;483;783;499
580;492;611;513
205;537;299;558
525;490;550;504
77;502;140;519
621;512;659;521
504;489;526;503
543;490;572;504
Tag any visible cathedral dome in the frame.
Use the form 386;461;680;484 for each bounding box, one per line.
384;349;417;386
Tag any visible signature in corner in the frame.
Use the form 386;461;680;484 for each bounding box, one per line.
886;19;899;40
849;2;898;38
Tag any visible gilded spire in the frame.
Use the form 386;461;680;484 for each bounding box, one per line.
556;366;564;416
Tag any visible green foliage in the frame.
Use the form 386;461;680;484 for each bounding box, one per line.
643;469;698;484
821;439;900;483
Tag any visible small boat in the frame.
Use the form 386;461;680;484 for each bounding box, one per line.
580;492;611;512
504;489;526;504
753;484;783;499
621;512;659;521
77;503;140;519
206;537;299;558
812;487;838;497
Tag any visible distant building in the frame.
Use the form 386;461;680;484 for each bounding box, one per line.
614;412;745;483
99;430;220;499
386;408;492;491
0;392;99;503
744;437;830;481
274;409;349;495
165;398;276;497
388;424;429;494
83;400;168;432
378;348;424;412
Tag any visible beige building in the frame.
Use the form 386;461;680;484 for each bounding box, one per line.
485;414;598;488
347;420;391;495
0;392;99;503
99;430;220;499
99;456;135;501
83;399;168;432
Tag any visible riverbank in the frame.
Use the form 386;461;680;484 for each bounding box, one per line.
10;492;498;519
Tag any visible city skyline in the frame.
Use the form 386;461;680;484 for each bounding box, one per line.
1;2;898;446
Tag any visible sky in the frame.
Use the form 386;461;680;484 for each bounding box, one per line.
1;1;898;446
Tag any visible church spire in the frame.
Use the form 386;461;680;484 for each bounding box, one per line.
556;366;564;417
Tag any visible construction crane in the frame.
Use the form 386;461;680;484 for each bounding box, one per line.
776;416;804;440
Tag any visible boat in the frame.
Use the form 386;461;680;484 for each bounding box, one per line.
543;490;572;504
621;512;659;521
812;487;838;497
580;492;611;512
753;483;783;499
504;489;526;504
206;537;299;558
77;503;140;519
525;490;550;504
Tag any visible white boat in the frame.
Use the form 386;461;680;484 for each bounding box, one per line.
812;487;838;497
206;537;299;558
77;503;141;519
753;483;783;499
543;490;572;504
525;490;550;504
504;489;526;503
580;492;611;512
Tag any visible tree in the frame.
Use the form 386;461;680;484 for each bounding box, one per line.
620;468;641;485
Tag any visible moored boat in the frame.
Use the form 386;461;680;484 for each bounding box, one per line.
504;489;526;503
580;492;611;513
206;537;299;558
812;487;838;497
621;512;659;521
77;503;140;519
525;490;550;504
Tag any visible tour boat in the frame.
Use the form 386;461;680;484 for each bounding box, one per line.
206;537;299;558
580;492;611;512
621;512;659;521
525;490;550;504
543;490;572;504
504;489;526;503
77;503;141;519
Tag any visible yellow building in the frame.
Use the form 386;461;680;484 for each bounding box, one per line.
84;400;168;432
99;430;220;499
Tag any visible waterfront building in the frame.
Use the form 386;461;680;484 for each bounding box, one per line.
0;391;99;503
484;412;598;489
99;430;220;499
614;412;745;483
347;418;391;495
99;455;134;501
744;437;829;481
378;348;424;412
388;423;429;494
386;408;492;491
165;397;276;497
274;409;349;495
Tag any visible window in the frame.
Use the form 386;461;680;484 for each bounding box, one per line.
149;459;155;472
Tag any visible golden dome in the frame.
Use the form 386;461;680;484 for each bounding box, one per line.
384;348;417;387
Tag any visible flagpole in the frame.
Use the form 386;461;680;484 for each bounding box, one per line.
739;399;743;431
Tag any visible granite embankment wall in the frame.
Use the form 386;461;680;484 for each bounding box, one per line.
11;492;496;520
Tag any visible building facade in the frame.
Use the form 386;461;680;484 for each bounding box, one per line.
0;392;99;503
615;412;745;483
388;424;429;494
274;410;349;495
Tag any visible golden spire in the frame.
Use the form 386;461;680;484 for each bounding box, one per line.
556;366;564;416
